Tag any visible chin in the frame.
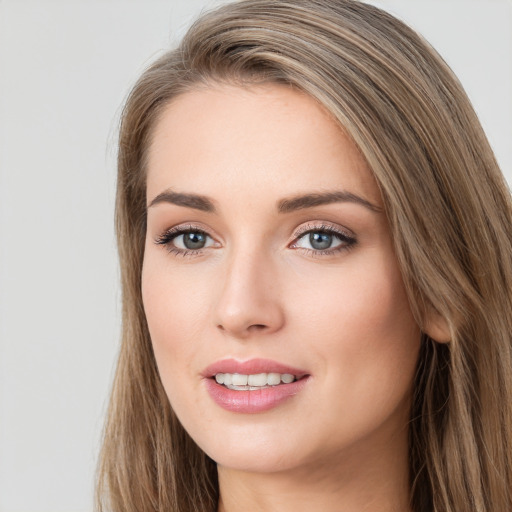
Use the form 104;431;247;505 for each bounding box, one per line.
185;419;309;473
209;445;304;474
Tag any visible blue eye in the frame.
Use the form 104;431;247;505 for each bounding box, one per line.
308;232;335;250
155;227;215;253
155;223;355;257
174;231;212;250
293;226;356;253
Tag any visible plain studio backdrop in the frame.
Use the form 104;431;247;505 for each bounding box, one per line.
0;1;510;511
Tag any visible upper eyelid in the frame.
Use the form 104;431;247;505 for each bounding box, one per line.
153;224;213;247
156;223;213;238
293;222;355;239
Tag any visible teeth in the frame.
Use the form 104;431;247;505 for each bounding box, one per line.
231;374;248;386
267;372;281;386
214;372;297;389
248;373;267;386
281;373;295;384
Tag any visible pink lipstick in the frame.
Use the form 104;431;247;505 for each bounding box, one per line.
202;358;310;414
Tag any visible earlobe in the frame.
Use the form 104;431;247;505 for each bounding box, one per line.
423;313;451;343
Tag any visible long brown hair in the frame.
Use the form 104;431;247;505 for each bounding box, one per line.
96;1;512;511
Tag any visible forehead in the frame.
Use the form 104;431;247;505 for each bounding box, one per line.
146;83;381;208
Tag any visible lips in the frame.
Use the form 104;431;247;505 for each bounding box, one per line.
202;358;310;414
202;358;308;378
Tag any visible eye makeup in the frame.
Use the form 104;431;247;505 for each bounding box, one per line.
154;223;217;257
290;222;357;257
153;220;357;258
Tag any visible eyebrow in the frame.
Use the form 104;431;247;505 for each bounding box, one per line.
148;189;216;213
277;191;382;213
147;188;382;214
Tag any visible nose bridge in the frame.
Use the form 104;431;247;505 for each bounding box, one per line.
214;241;284;338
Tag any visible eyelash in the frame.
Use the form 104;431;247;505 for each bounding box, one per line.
154;224;212;257
292;223;357;257
154;222;357;258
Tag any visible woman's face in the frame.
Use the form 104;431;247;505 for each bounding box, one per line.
142;83;421;475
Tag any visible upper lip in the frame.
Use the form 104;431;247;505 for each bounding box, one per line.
202;358;309;378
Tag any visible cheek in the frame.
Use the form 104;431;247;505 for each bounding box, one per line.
141;253;210;384
288;250;420;400
290;249;416;339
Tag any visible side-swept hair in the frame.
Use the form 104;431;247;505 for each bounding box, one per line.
97;1;512;511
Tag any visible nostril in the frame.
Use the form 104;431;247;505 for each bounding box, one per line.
249;324;267;331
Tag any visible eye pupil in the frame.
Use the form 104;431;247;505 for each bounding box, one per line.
183;232;206;249
309;232;332;250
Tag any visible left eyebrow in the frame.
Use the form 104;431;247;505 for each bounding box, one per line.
148;189;216;213
277;191;383;214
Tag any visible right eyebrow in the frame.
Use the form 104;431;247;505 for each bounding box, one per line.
277;190;382;214
147;189;217;213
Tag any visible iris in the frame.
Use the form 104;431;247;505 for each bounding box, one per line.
183;232;207;249
309;232;332;250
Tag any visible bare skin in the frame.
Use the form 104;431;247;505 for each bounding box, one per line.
143;83;418;512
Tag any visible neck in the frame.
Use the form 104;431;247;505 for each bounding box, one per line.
217;428;412;512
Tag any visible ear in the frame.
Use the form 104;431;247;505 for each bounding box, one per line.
423;310;451;343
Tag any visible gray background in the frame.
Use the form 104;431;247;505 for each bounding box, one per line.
0;1;511;511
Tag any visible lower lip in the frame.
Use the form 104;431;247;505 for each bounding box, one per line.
204;377;309;414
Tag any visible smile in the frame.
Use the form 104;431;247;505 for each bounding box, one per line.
214;372;297;390
203;359;310;413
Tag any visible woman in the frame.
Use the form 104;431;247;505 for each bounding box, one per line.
96;1;512;511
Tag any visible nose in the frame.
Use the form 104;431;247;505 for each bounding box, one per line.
214;247;285;339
